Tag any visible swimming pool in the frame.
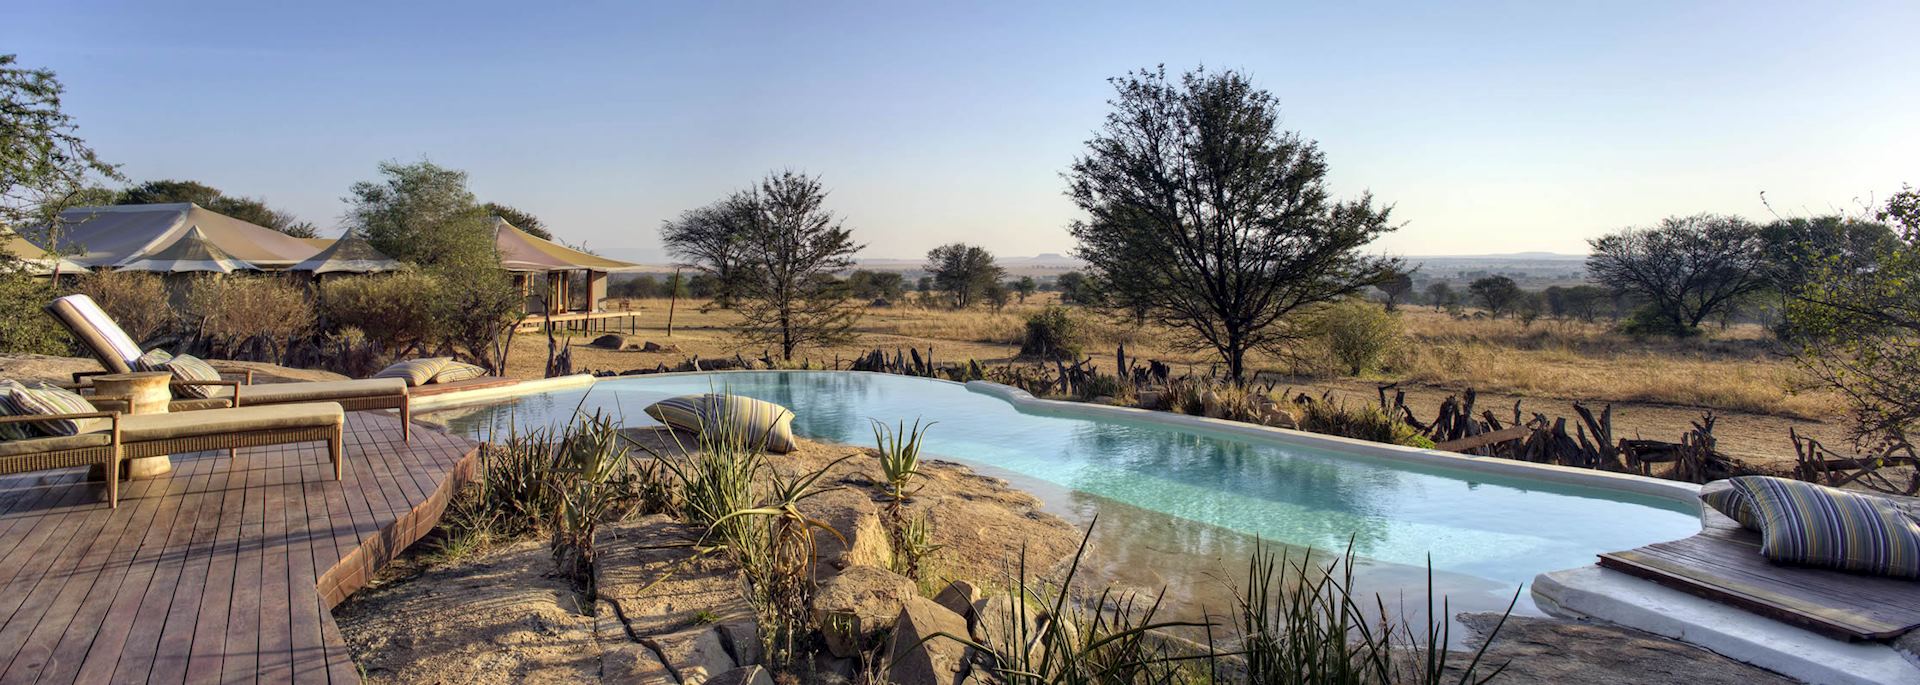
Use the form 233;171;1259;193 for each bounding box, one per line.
423;371;1700;616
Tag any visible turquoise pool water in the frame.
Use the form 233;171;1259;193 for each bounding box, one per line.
425;371;1699;616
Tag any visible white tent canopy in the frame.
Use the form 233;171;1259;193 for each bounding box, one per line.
287;234;404;274
32;203;321;269
115;226;257;273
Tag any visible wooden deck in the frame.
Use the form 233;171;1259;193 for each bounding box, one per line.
1598;506;1920;642
0;411;477;684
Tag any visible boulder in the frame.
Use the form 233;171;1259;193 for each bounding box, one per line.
1090;395;1115;405
932;580;981;619
642;627;736;685
707;665;773;685
1262;408;1299;429
590;333;646;351
1200;391;1225;418
969;594;1055;665
601;644;678;684
716;620;763;669
886;596;973;685
813;565;919;658
1134;390;1165;409
797;487;893;572
642;341;681;354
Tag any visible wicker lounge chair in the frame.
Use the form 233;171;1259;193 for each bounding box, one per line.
45;294;415;440
0;402;346;508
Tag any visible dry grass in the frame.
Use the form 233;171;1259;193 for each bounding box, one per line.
511;297;1838;421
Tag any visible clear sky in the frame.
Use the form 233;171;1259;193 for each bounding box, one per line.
8;0;1917;260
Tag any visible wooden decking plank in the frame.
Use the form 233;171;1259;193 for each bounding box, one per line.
182;443;253;685
0;481;95;663
32;471;177;685
145;453;233;684
108;454;219;685
70;463;194;684
219;445;271;685
0;477;119;682
288;449;331;685
254;448;296;683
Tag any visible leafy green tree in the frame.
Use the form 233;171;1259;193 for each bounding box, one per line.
1054;270;1102;305
1012;275;1036;303
1424;282;1457;312
1468;276;1522;318
729;171;864;360
1587;214;1770;334
1544;284;1612;322
1;54;120;353
483;202;553;240
1066;66;1398;379
116;179;317;238
1788;187;1920;440
847;269;905;301
924;243;1004;308
1374;268;1416;311
661;195;754;307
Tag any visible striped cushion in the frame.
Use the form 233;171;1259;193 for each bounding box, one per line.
56;294;143;367
373;358;451;387
1699;479;1762;530
430;361;487;384
643;394;797;453
133;349;175;372
0;380;38;440
1731;476;1920;579
7;382;105;436
163;354;223;399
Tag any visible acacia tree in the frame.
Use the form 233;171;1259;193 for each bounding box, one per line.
924;243;1004;307
1468;276;1522;318
729;171;863;360
1425;282;1456;312
1375;268;1415;311
1066;66;1398;380
661;195;754;308
1789;187;1920;441
1012;276;1037;302
1587;215;1770;334
483;202;553;240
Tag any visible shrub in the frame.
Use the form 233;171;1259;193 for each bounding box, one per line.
1294;397;1431;448
1020;306;1084;360
1315;299;1400;376
431;266;523;373
0;267;67;355
318;272;441;354
1620;305;1700;338
183;275;315;361
74;270;170;344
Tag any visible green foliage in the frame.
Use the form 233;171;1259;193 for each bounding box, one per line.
1788;186;1920;440
1424;282;1457;312
0;265;66;355
182;275;316;361
661;195;754;307
345;160;499;271
548;410;634;601
317;272;442;353
1313;299;1400;376
0;54;122;229
1066;65;1399;379
925;243;1005;308
1587;214;1770;334
430;265;521;374
1055;271;1104;305
1079;373;1128;401
871;418;933;507
114;179;315;237
1294;397;1431;448
1021;306;1085;360
1013;275;1037;302
846;269;906;301
727;171;865;359
1466;276;1521;318
1542;284;1613;322
483;202;552;240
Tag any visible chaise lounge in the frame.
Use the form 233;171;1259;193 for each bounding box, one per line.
45;294;417;440
0;402;346;508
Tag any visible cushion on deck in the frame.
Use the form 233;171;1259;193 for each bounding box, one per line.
228;378;407;404
643;394;797;453
0;432;113;459
373;358;451;387
162;354;224;399
0;380;37;441
7;382;107;436
430;361;487;384
1731;476;1920;579
1700;479;1762;531
47;295;142;371
133;348;174;372
119;403;343;443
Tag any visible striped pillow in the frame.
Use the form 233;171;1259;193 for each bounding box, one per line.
163;354;223;399
1699;480;1762;530
7;382;105;436
643;394;798;453
1731;476;1920;579
0;380;38;440
373;358;451;387
133;349;175;372
430;361;487;384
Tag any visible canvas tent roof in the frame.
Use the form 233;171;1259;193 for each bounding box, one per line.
33;203;321;268
493;217;641;273
288;234;404;274
1;229;89;275
116;225;256;273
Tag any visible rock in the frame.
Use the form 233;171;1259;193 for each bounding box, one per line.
1135;390;1165;409
1262;408;1298;429
1090;395;1115;405
813;565;919;658
716;620;763;669
642;341;681;353
602;643;677;684
970;594;1050;664
1200;391;1225;418
797;487;893;572
642;627;736;685
1453;613;1798;684
590;333;646;351
932;580;981;619
595;516;752;635
886;596;973;685
707;665;773;685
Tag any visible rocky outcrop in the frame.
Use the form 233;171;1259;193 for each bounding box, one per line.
707;665;772;685
590;334;647;351
813;565;919;658
932;580;981;619
797;487;893;572
643;628;735;685
886;596;974;685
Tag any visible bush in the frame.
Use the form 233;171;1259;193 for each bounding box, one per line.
1315;299;1400;376
318;272;442;354
1294;397;1432;448
1620;305;1700;338
430;266;522;373
1020;306;1084;360
74;271;170;344
182;275;315;361
0;268;67;355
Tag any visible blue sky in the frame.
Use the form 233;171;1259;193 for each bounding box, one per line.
8;0;1917;259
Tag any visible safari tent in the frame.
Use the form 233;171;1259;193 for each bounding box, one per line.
35;203;321;269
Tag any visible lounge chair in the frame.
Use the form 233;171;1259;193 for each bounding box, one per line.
0;402;346;508
45;294;416;440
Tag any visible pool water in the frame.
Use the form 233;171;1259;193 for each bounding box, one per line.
424;371;1699;619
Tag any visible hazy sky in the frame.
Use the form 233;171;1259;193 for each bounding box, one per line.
8;0;1917;259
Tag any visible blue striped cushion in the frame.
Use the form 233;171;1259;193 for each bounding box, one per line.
7;382;105;436
1699;480;1762;530
643;394;797;453
1730;476;1920;579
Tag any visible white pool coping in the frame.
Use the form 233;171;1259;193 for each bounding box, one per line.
408;373;597;412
